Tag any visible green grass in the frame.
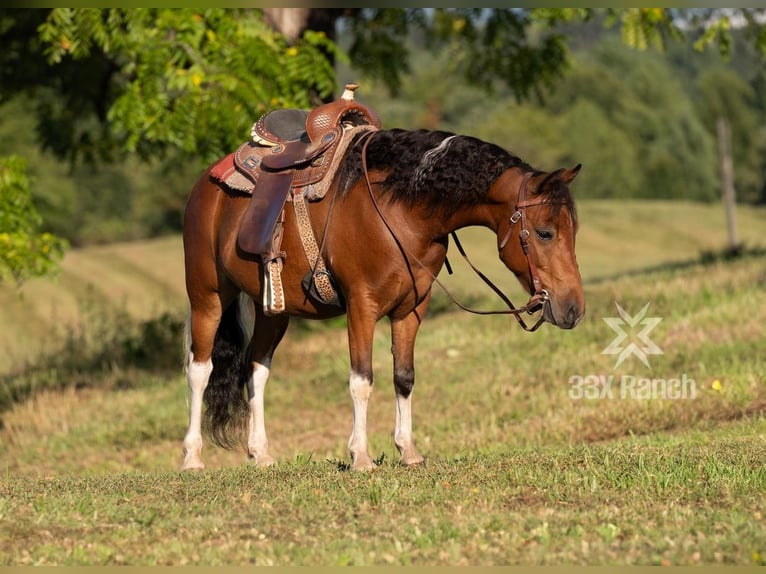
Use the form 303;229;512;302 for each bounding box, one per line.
0;236;185;371
1;434;765;565
0;200;764;565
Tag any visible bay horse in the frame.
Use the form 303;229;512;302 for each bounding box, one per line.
182;128;585;471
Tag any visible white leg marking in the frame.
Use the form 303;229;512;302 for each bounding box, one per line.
247;361;275;467
348;371;375;471
395;393;424;466
182;355;212;471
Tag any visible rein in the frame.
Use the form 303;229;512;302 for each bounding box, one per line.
359;133;551;332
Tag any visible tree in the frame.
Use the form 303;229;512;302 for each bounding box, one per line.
0;155;67;286
696;67;766;203
3;8;765;166
0;8;765;265
1;9;339;164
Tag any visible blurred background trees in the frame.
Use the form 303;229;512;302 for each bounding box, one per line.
1;8;764;257
0;155;67;285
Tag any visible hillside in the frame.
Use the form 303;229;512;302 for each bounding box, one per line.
0;199;764;371
1;203;765;564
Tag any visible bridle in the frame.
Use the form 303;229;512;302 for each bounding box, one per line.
450;171;553;331
358;133;557;332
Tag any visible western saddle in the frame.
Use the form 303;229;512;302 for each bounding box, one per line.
209;84;381;315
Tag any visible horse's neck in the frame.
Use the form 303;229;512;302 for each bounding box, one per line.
441;169;524;236
441;203;499;235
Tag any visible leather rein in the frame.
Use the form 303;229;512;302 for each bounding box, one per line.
359;133;554;332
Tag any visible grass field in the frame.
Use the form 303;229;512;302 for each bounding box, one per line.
0;199;765;565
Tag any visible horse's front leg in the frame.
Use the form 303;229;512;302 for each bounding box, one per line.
390;293;430;467
246;305;290;467
346;301;378;471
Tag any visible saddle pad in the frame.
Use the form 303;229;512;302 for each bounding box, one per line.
209;152;252;193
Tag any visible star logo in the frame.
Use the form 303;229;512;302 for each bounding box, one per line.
602;302;663;369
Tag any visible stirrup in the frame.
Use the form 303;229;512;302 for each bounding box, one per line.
262;258;285;315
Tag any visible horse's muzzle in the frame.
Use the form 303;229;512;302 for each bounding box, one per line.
545;296;585;329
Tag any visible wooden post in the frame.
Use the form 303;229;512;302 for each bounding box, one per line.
716;116;739;253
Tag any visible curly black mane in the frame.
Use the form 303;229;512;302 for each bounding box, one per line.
336;129;536;216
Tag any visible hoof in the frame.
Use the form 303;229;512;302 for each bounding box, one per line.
350;454;376;472
250;453;276;468
181;456;205;472
398;445;425;467
401;455;425;467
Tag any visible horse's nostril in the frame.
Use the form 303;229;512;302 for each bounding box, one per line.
566;304;579;326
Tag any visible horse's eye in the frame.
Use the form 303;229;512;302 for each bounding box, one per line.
536;229;554;241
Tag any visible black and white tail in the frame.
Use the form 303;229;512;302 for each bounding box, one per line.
184;294;254;450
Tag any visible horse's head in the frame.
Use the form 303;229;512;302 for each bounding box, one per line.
496;166;585;329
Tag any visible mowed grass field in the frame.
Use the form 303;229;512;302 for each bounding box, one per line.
0;199;765;565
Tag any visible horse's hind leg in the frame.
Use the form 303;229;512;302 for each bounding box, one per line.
182;297;222;471
245;300;290;467
390;295;430;467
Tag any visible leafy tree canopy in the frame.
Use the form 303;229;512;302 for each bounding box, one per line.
358;30;765;204
2;8;765;165
0;155;67;286
24;8;338;163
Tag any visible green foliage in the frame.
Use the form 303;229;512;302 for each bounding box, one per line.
696;67;766;203
611;8;683;52
2;8;766;167
362;33;764;203
426;9;571;101
0;155;67;285
558;100;643;199
0;97;199;246
414;8;765;103
342;8;581;100
344;9;422;96
579;43;719;201
36;8;338;163
684;9;766;60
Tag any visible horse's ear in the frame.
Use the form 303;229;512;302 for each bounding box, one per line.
561;164;582;185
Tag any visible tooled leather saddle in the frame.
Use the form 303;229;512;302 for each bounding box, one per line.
209;84;381;314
